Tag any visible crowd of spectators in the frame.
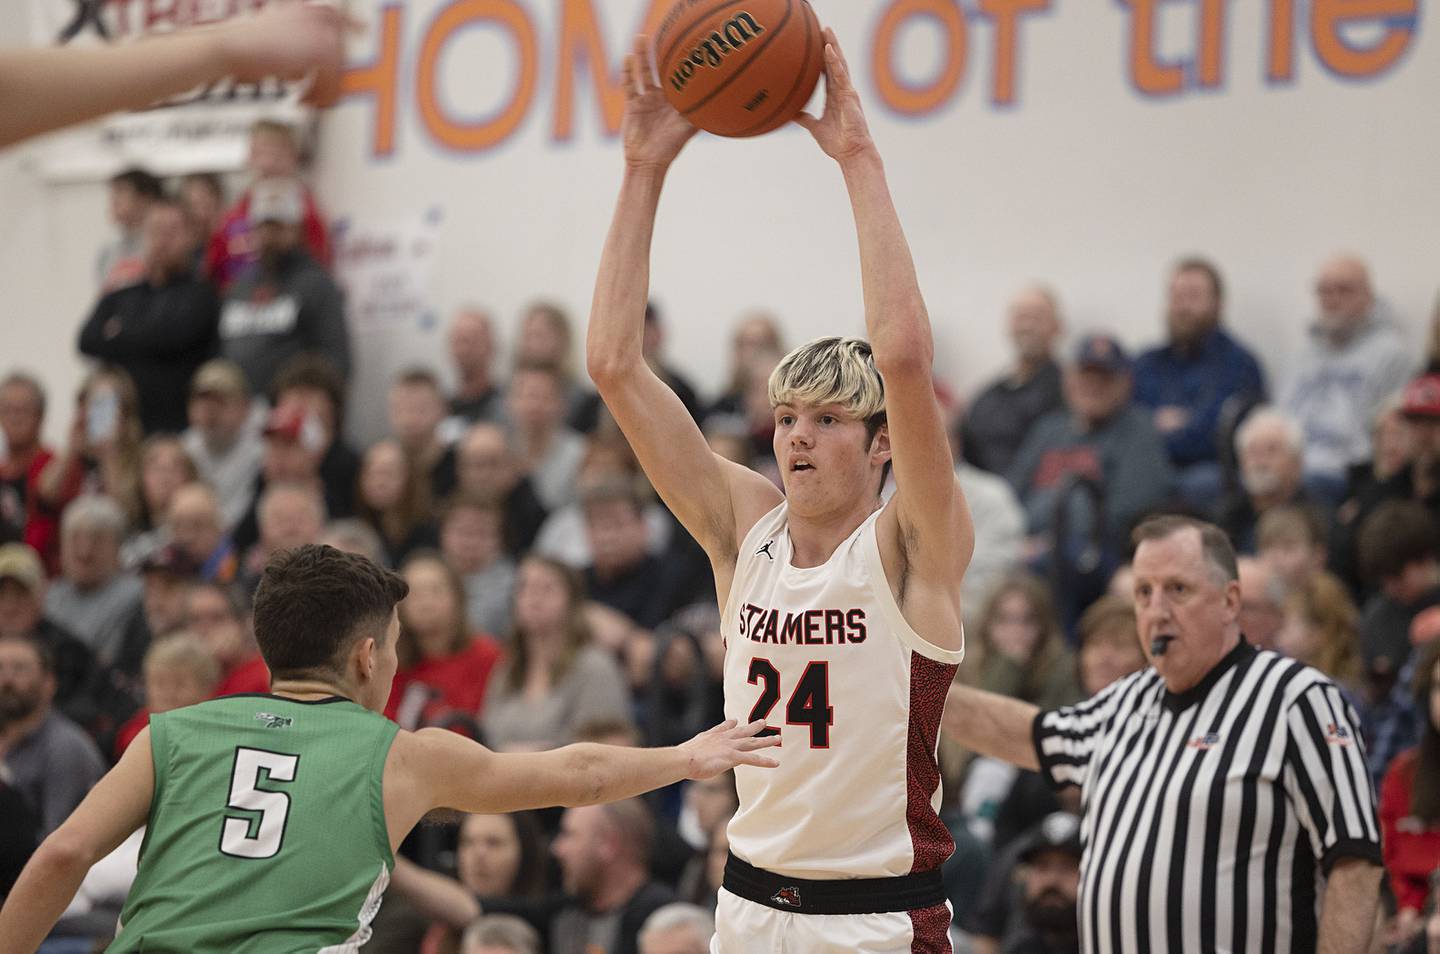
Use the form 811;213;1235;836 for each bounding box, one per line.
1;118;1439;952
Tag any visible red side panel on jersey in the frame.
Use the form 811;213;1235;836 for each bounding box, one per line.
908;901;954;953
906;653;958;873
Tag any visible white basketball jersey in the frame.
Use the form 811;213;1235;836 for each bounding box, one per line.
722;503;964;880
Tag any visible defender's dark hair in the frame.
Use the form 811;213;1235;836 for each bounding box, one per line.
252;544;408;678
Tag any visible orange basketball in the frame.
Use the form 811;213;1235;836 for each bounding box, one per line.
656;0;824;138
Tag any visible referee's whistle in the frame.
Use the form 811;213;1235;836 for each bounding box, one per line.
1150;635;1174;656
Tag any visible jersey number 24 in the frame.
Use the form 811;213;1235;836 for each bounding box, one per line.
747;658;833;748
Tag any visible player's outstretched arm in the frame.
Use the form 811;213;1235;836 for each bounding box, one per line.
0;728;155;953
943;684;1042;772
795;31;974;644
394;719;778;822
586;37;781;563
0;3;347;149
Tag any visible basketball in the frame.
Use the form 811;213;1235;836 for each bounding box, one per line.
655;0;824;138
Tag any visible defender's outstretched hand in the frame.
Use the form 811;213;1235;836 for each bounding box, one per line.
621;35;699;173
218;2;353;107
793;28;876;162
680;719;781;779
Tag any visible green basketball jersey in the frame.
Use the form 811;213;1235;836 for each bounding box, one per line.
111;694;400;954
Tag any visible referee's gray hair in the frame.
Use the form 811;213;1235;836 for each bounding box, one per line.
1234;405;1304;457
1132;514;1239;584
768;337;885;426
638;902;715;946
459;913;540;954
60;494;127;540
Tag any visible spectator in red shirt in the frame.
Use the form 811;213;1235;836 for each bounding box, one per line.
385;551;503;736
1381;639;1440;946
0;373;52;548
185;581;268;697
204;120;330;290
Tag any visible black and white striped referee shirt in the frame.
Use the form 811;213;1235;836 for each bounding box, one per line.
1032;638;1381;953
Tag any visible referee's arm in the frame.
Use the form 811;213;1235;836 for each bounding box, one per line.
1284;683;1385;953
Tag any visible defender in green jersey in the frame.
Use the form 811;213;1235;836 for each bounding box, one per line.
0;545;778;953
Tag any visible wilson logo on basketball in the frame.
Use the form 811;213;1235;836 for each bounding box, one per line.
669;12;766;93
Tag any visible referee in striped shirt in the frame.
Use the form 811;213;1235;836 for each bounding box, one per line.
946;514;1382;952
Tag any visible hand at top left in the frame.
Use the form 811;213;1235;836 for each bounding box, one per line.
216;2;354;107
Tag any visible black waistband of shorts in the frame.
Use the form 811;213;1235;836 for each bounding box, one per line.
722;852;946;916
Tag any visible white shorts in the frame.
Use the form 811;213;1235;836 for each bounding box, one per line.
711;887;953;954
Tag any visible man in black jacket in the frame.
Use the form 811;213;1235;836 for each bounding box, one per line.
78;199;219;434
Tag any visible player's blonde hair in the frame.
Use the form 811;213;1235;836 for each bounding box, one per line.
767;337;886;429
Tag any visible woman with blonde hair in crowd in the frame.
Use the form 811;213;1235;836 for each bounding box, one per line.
1275;570;1364;692
385;551;503;737
482;555;630;752
30;367;144;569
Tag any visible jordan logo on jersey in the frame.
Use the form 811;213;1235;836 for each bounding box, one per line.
756;540;775;561
771;886;802;908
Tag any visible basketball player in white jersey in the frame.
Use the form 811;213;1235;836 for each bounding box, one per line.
587;30;973;954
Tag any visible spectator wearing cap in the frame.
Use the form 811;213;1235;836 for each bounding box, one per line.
1334;373;1440;592
108;543;202;717
1283;254;1414;503
1132;258;1267;510
962;286;1066;477
42;495;142;670
165;483;237;583
181;359;263;531
0;372;52;547
0;632;106;838
969;812;1083;954
1007;333;1174;559
97;168;163;292
231;357;359;553
0;543;95;725
217;176;349;396
78;197;220;435
1215;406;1321;554
205;120;331;290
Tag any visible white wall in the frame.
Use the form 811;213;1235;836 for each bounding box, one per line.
3;0;1436;445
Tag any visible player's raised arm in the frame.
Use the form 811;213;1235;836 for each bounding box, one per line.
395;719;779;820
795;32;974;620
0;728;156;953
586;37;781;562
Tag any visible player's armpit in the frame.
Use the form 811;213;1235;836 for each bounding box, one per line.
0;728;155;952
